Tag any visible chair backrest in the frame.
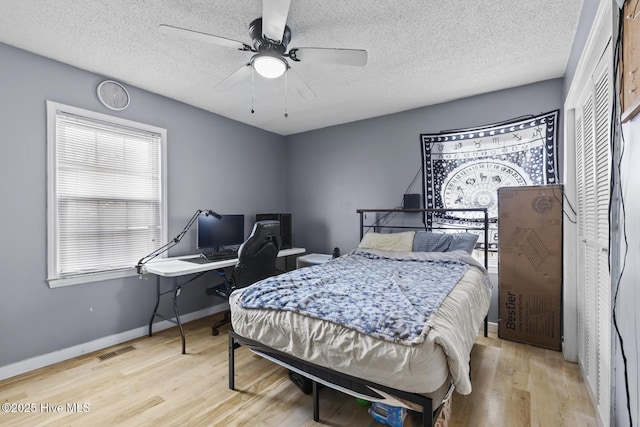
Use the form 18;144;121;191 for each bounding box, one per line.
232;220;282;289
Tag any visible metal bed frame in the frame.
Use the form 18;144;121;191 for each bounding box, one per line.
228;208;490;427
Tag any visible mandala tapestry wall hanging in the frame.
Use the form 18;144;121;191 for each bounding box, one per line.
420;110;559;249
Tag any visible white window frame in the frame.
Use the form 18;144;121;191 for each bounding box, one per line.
46;101;167;287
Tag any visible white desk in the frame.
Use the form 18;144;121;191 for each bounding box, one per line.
142;247;305;353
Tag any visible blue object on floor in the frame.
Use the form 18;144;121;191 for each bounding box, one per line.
369;402;407;427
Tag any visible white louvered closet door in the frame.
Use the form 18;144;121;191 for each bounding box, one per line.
574;42;612;423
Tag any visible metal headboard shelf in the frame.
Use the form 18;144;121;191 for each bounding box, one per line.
356;208;490;270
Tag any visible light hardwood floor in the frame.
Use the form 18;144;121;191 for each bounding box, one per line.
0;314;597;427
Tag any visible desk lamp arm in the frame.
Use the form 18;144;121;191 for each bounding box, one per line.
135;209;222;275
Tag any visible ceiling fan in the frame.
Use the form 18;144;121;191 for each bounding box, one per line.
158;0;367;102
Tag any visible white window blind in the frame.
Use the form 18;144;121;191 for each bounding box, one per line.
47;101;166;287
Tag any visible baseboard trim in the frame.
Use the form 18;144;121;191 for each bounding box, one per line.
0;304;227;381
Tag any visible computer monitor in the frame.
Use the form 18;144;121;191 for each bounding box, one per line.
197;213;245;251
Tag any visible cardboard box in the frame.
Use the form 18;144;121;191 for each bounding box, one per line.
497;185;562;350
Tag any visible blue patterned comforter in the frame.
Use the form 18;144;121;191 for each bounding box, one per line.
238;249;471;345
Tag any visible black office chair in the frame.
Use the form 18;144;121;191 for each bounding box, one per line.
206;220;281;336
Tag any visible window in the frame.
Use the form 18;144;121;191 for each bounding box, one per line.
46;101;167;287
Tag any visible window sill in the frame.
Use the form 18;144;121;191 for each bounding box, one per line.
47;268;137;288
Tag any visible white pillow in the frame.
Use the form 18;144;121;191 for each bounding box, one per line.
358;231;415;252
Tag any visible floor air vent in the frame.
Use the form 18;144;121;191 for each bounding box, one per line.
97;345;136;361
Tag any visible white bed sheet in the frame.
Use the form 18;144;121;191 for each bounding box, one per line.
230;249;491;396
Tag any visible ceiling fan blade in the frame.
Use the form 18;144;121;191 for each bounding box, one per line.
214;63;252;91
286;68;317;102
288;47;368;67
159;24;252;51
262;0;291;42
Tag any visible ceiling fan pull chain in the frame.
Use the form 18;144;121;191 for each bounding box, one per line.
284;72;288;118
251;66;255;114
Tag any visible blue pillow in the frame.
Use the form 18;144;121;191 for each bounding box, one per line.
448;233;479;254
413;232;452;252
413;231;478;254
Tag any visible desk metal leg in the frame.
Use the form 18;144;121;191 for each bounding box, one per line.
280;254;295;273
171;277;186;354
148;276;161;337
146;275;186;353
147;272;210;354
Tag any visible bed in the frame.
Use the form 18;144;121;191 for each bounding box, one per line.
227;208;491;427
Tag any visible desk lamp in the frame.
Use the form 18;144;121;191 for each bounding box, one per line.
135;209;222;275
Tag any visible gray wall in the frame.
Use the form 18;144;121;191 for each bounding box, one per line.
0;42;286;366
285;78;564;323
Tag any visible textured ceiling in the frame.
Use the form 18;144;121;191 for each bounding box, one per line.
0;0;584;135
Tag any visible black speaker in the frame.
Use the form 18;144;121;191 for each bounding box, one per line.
256;213;292;249
403;193;421;209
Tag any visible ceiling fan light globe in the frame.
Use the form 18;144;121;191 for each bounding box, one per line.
252;55;287;79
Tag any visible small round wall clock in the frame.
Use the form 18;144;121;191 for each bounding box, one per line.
97;80;130;111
